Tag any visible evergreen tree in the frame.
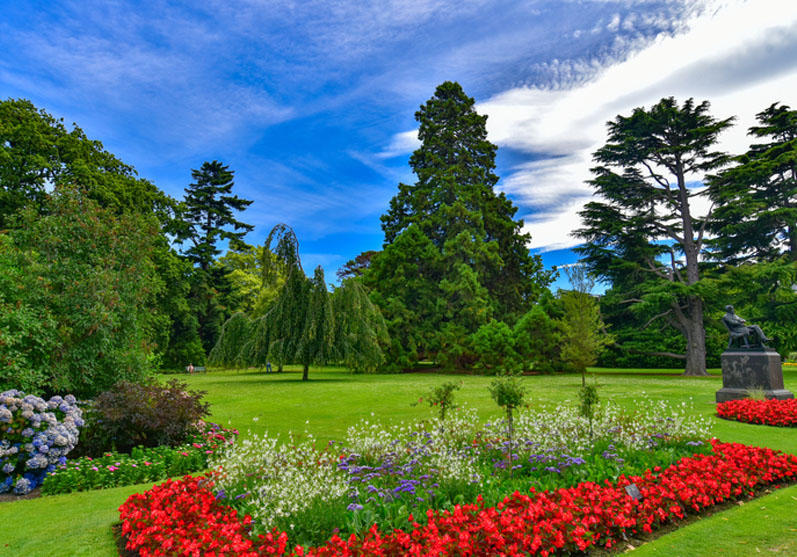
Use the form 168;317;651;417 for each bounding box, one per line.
576;97;733;376
368;81;551;369
181;161;253;271
709;102;797;262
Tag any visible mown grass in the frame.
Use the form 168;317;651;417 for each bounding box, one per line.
0;366;794;556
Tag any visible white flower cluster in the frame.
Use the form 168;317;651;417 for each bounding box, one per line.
1;390;84;495
211;431;348;529
507;398;712;455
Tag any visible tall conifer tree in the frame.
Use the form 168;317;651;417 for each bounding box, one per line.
368;81;551;369
576;97;733;376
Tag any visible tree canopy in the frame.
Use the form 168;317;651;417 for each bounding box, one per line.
576;97;734;376
709;102;797;263
366;81;552;370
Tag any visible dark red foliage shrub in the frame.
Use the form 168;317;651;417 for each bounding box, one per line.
81;379;210;455
120;441;797;556
717;398;797;427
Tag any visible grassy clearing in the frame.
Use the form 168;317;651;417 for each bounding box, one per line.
0;366;794;556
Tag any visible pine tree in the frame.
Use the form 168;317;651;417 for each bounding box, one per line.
181;160;253;271
576;97;733;376
709;102;797;262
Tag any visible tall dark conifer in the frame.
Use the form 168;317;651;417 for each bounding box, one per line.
368;81;551;369
181;160;253;271
576;97;734;376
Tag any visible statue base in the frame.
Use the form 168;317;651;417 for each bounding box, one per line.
716;349;794;403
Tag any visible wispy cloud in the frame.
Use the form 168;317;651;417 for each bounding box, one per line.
383;0;797;252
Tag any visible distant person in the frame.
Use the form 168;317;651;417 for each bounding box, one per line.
187;363;194;374
266;361;272;373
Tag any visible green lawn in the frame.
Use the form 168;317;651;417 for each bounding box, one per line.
1;366;795;556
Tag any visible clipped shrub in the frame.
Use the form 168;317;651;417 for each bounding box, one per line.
0;390;83;494
77;379;209;455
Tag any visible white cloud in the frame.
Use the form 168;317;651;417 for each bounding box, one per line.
380;0;797;252
484;0;797;251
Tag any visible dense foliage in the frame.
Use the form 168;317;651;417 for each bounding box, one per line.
77;379;210;455
366;82;553;370
0;390;83;494
0;191;161;396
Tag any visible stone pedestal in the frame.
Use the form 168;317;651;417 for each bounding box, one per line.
716;349;794;402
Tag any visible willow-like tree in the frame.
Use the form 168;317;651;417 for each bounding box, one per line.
331;279;389;372
576;97;733;376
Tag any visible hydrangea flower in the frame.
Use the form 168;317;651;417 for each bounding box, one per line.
1;390;83;495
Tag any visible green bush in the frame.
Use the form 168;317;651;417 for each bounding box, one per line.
75;379;210;456
470;320;520;374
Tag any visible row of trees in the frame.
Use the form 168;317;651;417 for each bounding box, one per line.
0;99;261;395
2;84;795;392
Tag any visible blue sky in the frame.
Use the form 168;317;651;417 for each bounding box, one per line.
2;0;796;292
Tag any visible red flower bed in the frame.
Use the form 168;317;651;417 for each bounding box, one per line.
717;398;797;427
119;441;797;556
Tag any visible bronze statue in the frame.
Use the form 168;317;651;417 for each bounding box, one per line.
722;305;771;349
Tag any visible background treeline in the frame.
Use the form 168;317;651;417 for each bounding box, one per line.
1;86;795;396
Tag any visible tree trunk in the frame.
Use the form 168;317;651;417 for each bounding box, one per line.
302;363;309;381
683;296;708;376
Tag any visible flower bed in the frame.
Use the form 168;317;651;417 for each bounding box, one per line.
717;398;797;427
119;440;797;556
210;401;711;545
42;421;237;495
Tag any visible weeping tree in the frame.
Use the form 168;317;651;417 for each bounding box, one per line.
331;279;389;372
295;266;334;380
211;224;391;378
208;312;252;368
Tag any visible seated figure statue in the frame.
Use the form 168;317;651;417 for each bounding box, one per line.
722;305;771;349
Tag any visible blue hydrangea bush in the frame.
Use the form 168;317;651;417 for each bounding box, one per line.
0;389;83;494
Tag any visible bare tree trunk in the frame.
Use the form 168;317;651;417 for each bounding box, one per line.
683;296;708;376
302;363;309;381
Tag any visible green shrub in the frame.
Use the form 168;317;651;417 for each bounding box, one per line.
76;379;209;455
470;320;520;374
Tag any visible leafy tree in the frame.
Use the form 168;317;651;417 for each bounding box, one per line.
576;97;734;376
0;98;202;371
513;305;562;373
365;225;441;370
369;81;552;369
180;161;254;271
470;320;520;374
330;279;389;372
558;265;611;385
217;244;286;317
296;266;335;380
208;312;253;368
0;98;174;227
0;189;160;397
336;250;378;281
709;103;797;262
